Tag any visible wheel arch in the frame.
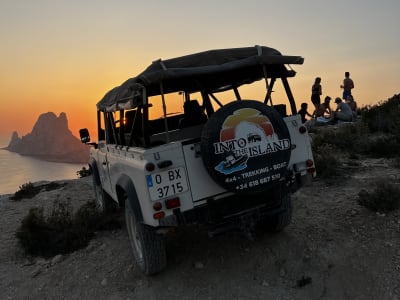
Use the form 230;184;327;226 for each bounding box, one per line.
116;175;143;222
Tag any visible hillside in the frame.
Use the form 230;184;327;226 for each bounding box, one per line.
1;95;399;299
0;154;399;299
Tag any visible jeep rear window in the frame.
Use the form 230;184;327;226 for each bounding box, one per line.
148;92;185;121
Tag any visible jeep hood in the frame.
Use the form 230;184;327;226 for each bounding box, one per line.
97;45;304;112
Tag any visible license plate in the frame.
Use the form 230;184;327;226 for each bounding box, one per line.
146;167;188;200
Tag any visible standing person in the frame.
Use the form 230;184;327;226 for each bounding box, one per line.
334;97;353;122
311;77;322;111
298;102;313;123
340;72;354;101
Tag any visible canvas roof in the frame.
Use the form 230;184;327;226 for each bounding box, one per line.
97;45;304;112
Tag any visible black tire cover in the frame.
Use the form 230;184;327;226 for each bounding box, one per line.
201;100;291;193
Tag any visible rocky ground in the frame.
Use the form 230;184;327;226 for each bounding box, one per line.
0;158;399;300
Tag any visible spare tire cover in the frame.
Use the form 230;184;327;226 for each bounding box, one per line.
201;100;291;193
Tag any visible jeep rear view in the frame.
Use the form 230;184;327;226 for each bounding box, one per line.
80;45;316;275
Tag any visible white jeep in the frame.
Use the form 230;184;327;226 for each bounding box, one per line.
80;45;316;275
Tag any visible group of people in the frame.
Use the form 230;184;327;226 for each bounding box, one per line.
298;72;358;125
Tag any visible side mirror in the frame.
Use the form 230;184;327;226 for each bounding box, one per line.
79;128;90;143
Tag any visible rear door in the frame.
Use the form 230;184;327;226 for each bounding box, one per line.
182;141;227;203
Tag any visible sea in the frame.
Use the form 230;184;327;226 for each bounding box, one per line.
0;144;88;195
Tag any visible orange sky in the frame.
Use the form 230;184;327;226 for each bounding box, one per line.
1;1;399;144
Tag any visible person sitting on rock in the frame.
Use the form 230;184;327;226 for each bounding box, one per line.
313;96;332;118
346;95;358;120
334;97;353;122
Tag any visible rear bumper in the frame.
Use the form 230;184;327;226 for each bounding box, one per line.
157;192;287;238
159;183;284;224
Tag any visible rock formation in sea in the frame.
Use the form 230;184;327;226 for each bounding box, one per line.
5;112;90;163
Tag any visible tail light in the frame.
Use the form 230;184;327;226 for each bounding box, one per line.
306;159;315;173
165;197;181;209
153;211;165;219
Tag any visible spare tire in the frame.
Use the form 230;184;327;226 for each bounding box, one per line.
201;100;291;193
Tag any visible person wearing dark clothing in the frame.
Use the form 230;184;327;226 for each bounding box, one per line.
179;100;207;128
298;102;312;123
311;77;322;110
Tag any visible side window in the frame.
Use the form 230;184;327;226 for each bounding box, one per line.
124;109;145;146
98;111;106;141
208;89;236;112
147;93;185;134
104;112;114;144
103;111;121;145
148;93;184;121
124;109;142;133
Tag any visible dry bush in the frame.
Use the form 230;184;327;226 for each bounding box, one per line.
360;94;400;135
11;182;65;200
358;181;400;213
362;135;400;158
16;199;122;258
312;122;369;153
76;166;91;178
313;144;342;180
11;182;36;200
393;157;400;169
312;94;400;163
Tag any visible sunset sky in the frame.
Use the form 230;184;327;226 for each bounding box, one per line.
1;0;399;144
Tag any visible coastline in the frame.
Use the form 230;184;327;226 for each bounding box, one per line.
0;150;86;195
0;179;79;199
1;147;89;164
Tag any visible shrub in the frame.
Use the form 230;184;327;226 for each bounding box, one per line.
47;199;73;230
15;207;50;256
312;123;369;153
77;166;91;178
358;181;400;213
75;201;122;231
362;135;400;158
361;94;400;135
393;157;400;169
358;95;400;158
11;182;36;200
11;182;65;200
16;199;122;257
313;144;341;179
311;94;400;161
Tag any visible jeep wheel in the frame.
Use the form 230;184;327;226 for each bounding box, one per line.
125;197;166;275
264;184;292;232
201;100;291;193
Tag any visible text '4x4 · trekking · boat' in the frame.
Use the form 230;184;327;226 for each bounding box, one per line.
79;45;316;275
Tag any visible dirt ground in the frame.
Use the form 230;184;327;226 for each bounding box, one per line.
1;158;399;300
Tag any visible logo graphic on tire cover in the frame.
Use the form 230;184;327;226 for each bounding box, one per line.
203;103;291;192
